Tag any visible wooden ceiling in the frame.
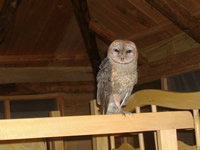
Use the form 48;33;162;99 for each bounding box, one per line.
1;0;200;95
0;0;90;67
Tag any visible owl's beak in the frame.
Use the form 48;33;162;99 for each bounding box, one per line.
121;57;124;61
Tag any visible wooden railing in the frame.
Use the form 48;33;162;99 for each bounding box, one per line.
0;93;65;118
0;111;194;150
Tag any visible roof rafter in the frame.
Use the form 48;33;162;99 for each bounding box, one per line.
71;0;101;77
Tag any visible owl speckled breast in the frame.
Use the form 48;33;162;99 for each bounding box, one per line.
111;62;137;93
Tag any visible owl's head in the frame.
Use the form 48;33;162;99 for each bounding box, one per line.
107;40;138;64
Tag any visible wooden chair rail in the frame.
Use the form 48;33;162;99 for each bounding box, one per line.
123;89;200;112
0;111;193;141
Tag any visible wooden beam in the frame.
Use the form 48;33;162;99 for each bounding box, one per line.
0;111;193;140
0;55;90;67
138;47;200;84
0;93;66;101
0;82;95;96
89;20;148;64
3;100;11;119
0;67;93;84
146;0;200;43
71;0;101;76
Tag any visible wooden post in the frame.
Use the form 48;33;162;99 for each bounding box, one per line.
151;105;159;150
193;109;200;150
90;100;109;150
157;129;178;150
136;107;145;150
3;100;11;119
49;111;65;150
56;94;64;116
161;77;168;90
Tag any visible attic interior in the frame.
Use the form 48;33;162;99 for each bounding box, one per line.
0;0;200;150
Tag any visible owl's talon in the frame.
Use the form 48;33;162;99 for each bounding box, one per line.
120;110;132;116
121;112;126;116
124;111;132;114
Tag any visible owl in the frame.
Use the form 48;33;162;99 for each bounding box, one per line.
97;39;138;114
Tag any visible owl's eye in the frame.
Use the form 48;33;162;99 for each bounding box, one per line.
126;50;132;54
114;49;120;53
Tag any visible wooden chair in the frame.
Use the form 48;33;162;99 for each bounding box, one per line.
91;89;200;150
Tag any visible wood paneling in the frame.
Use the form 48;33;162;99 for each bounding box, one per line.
138;47;200;84
0;0;88;67
88;0;156;37
177;0;200;15
142;33;200;62
87;0;185;64
146;0;200;43
0;0;67;54
127;0;168;23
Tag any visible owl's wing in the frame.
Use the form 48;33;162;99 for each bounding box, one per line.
120;87;134;106
120;74;138;106
96;58;112;114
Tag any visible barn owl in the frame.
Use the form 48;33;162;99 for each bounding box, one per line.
97;39;138;114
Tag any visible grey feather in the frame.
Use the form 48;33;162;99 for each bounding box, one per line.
96;58;112;114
